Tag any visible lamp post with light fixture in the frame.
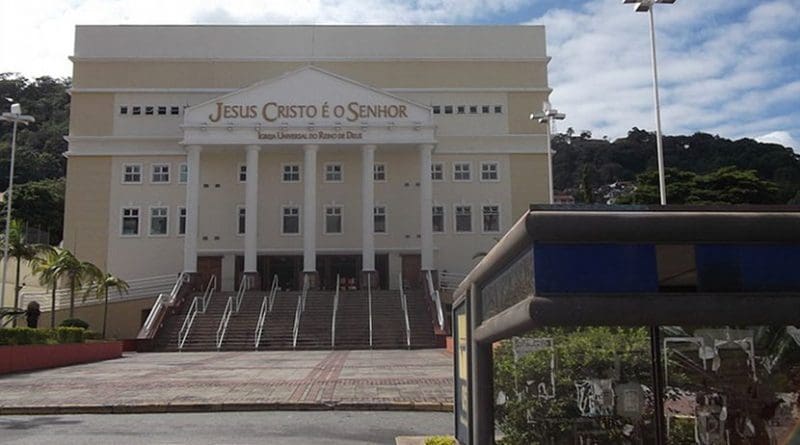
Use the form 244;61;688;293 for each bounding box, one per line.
0;102;36;322
624;0;675;206
530;102;565;204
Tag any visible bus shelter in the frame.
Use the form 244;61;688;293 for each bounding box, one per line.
452;207;800;444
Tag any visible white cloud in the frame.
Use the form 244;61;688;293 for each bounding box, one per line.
757;131;799;152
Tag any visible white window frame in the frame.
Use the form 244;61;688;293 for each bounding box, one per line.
236;205;246;236
374;205;387;234
178;163;188;184
323;205;343;235
282;163;302;183
453;162;472;182
373;163;386;182
481;204;501;234
431;163;445;182
281;205;301;236
480;161;500;182
122;163;142;184
120;206;141;237
177;206;186;236
148;206;169;237
454;204;473;234
324;163;343;183
151;163;171;184
238;164;247;183
432;205;445;234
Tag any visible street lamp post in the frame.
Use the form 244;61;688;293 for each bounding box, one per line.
0;103;35;324
530;102;565;204
624;0;675;206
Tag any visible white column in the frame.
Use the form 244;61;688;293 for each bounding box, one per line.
183;145;202;273
361;145;376;272
419;144;435;270
303;144;318;273
244;144;260;274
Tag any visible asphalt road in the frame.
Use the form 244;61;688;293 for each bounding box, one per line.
0;411;452;445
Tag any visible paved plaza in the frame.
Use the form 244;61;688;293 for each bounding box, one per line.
0;350;453;414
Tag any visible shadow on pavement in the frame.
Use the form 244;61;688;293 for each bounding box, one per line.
0;416;83;430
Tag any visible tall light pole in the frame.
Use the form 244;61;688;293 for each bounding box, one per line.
0;103;35;319
530;101;565;204
624;0;675;206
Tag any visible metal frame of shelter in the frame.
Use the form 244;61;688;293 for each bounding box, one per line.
451;205;800;445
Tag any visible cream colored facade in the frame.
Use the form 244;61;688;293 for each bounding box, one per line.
64;25;551;294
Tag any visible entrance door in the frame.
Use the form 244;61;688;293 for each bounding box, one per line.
197;256;222;291
265;256;302;292
401;254;422;289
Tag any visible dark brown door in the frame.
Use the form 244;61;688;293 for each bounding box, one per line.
401;254;422;289
197;256;222;290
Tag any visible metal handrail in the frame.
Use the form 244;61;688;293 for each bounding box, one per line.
167;272;188;304
426;271;445;331
234;274;247;312
137;272;187;340
255;275;279;350
177;296;200;351
331;274;340;349
367;274;373;349
292;275;310;350
216;296;234;350
200;274;217;313
399;273;411;349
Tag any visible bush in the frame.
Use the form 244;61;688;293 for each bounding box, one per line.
0;328;53;346
83;330;102;341
425;436;456;445
53;327;85;344
60;318;90;329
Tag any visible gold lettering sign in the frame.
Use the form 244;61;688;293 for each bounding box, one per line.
208;101;409;123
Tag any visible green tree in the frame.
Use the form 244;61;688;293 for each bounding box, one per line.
0;220;48;326
90;272;129;338
30;247;61;328
0;178;64;243
31;248;101;319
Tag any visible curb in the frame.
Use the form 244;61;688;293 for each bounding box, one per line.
0;402;454;416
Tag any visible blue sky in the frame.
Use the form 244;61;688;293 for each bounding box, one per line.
1;0;798;149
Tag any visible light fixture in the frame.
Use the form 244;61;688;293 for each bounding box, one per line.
530;101;565;205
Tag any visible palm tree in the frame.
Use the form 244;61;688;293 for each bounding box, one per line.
31;248;101;319
31;247;61;328
90;273;129;338
1;220;47;327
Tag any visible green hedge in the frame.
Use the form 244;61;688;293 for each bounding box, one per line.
0;327;92;346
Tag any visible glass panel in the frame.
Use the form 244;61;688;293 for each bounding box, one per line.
481;248;533;321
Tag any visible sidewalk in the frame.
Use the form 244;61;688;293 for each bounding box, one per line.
0;350;454;415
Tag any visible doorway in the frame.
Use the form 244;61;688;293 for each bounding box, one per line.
197;256;222;291
317;255;361;290
401;254;422;289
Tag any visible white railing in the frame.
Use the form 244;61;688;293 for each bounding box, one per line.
137;272;187;340
22;274;178;312
177;275;216;351
438;271;466;292
255;275;279;350
292;275;310;350
426;270;445;331
331;274;340;349
200;274;217;313
367;273;373;349
216;296;234;350
399;273;411;349
138;293;167;339
234;274;247;312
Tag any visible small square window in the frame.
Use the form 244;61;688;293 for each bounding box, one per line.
482;205;500;233
457;105;465;114
374;206;386;233
431;163;444;181
170;106;180;115
480;162;499;181
444;106;453;115
455;205;472;233
325;206;343;234
432;206;445;233
432;106;441;114
282;206;300;235
374;163;386;182
179;163;188;183
283;164;301;182
481;105;490;114
151;164;170;183
469;106;478;114
453;163;471;181
158;106;167;115
325;164;343;182
238;164;247;182
178;207;186;235
494;105;503;114
149;207;168;236
145;106;154;115
132;106;141;116
237;207;246;235
123;164;142;183
120;106;128;115
121;207;140;236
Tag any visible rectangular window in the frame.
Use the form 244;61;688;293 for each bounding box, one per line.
132;106;141;115
123;164;142;183
480;162;499;181
482;205;500;233
444;105;454;114
179;163;188;183
374;206;386;233
145;106;154;115
457;105;465;114
157;106;167;115
149;207;168;236
481;105;490;114
455;205;472;233
238;164;247;182
431;163;444;181
469;105;478;114
374;163;386;182
283;164;301;182
237;207;246;235
433;206;445;233
170;106;180;115
432;105;441;114
325;164;343;182
120;106;128;115
494;105;503;114
178;207;186;235
325;206;343;234
453;162;471;181
151;164;170;183
121;207;140;236
282;206;300;235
